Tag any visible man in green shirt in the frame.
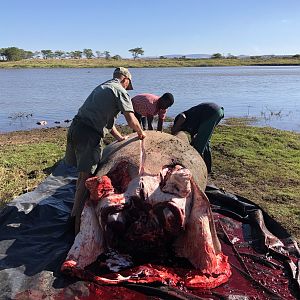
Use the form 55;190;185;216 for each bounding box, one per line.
65;67;145;232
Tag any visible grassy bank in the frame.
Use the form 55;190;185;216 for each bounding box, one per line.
0;122;299;240
1;57;300;68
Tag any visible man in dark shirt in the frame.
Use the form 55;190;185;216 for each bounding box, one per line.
171;102;224;173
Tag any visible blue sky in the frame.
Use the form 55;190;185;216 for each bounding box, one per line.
1;0;300;58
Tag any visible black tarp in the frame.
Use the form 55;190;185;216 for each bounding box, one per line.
0;161;78;299
0;161;299;299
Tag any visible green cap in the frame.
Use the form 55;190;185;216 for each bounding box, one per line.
113;67;133;90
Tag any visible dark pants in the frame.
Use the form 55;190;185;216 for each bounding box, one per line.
191;107;224;173
134;112;146;129
134;112;154;130
64;118;103;174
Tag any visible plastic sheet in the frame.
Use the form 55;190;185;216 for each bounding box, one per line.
0;161;78;299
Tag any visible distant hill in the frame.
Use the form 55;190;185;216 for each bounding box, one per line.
143;54;297;60
144;54;212;59
163;54;212;59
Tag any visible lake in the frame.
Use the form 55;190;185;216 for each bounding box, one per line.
0;66;300;133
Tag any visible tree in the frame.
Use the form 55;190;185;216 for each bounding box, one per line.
95;51;104;58
65;52;72;59
250;55;262;59
70;51;83;59
24;51;34;59
2;47;23;61
0;48;6;60
83;48;94;59
1;47;28;61
41;50;54;59
211;53;223;59
103;51;110;59
227;53;237;59
54;50;65;59
33;51;41;59
128;47;144;59
111;55;122;60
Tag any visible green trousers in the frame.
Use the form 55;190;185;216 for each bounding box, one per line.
191;107;224;173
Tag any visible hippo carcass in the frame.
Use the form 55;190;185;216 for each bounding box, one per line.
62;131;231;288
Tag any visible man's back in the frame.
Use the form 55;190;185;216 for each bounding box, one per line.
77;79;133;136
183;102;221;135
132;93;166;118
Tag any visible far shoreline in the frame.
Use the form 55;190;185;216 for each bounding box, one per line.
1;117;300;135
1;57;300;69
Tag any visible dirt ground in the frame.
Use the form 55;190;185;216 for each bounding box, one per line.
0;127;68;146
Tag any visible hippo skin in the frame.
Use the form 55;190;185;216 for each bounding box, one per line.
62;131;231;288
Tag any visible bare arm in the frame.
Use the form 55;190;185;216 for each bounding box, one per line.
171;113;186;135
157;118;163;132
110;125;126;142
123;111;146;139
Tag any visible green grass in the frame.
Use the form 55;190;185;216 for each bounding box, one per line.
0;142;65;201
1;57;300;68
211;124;300;238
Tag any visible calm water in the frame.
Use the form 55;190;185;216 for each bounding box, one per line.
0;66;300;132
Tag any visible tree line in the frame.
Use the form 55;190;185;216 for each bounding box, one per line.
0;47;145;61
1;47;299;62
